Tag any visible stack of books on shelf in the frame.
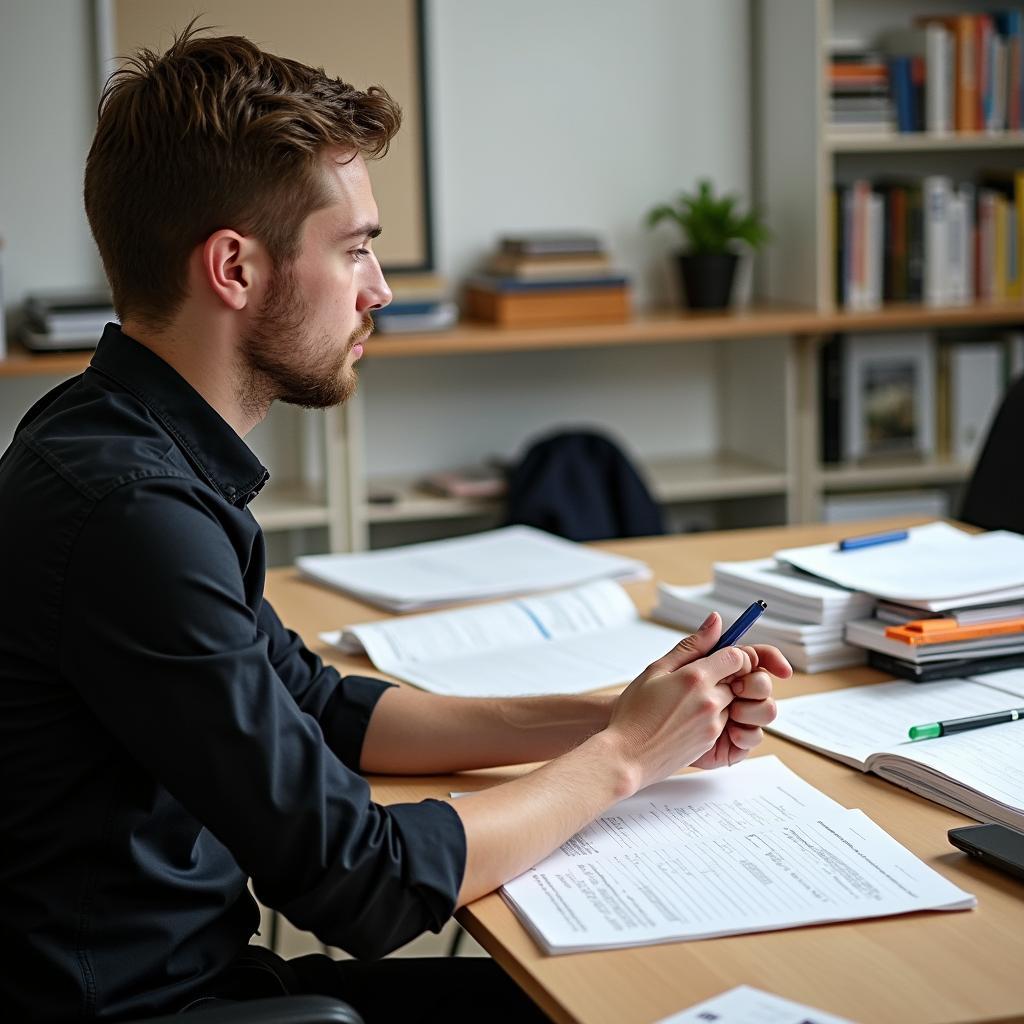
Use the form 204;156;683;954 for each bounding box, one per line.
651;557;872;674
774;522;1024;682
373;272;457;334
829;42;897;135
834;12;1024;137
820;330;1021;468
464;232;630;327
21;291;117;351
834;170;1024;310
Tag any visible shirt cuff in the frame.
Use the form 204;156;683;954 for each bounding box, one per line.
318;673;395;770
387;798;468;928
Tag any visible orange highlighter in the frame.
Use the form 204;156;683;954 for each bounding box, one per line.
885;617;1024;646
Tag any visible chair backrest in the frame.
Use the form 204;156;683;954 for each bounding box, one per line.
960;374;1024;534
504;429;664;542
124;995;364;1024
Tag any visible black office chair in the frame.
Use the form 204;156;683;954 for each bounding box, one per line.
960;372;1024;534
125;995;363;1024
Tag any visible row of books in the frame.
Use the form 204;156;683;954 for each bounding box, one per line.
830;11;1024;135
465;233;630;327
820;330;1019;466
834;172;1024;310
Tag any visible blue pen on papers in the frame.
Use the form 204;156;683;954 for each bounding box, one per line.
837;529;910;552
708;600;768;654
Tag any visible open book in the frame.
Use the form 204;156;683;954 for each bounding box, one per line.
498;756;973;954
321;579;681;698
769;674;1024;829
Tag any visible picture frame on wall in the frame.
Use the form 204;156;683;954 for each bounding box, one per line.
842;332;936;462
93;0;434;274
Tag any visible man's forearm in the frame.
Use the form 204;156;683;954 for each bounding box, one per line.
359;684;615;774
445;729;637;906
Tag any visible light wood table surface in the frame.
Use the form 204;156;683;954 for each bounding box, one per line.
265;519;1024;1024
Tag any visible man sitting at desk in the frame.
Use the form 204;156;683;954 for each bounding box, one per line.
0;26;789;1024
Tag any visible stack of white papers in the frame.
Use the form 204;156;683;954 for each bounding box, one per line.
652;580;864;673
321;580;681;698
713;557;874;625
773;523;1024;681
499;756;974;954
769;673;1024;829
297;525;649;612
776;522;1024;611
653;583;863;673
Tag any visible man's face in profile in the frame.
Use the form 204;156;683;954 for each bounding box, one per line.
241;149;392;409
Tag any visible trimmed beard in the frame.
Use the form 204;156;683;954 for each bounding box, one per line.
239;262;371;414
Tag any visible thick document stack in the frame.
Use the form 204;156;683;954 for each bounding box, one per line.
296;525;649;612
497;756;974;954
651;556;871;672
769;671;1024;829
775;522;1024;681
321;579;680;698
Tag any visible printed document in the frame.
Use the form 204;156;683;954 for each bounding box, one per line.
322;579;680;697
655;985;857;1024
296;524;649;612
775;522;1024;609
770;677;1024;829
498;756;974;953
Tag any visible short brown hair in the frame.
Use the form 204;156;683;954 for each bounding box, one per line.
84;22;402;328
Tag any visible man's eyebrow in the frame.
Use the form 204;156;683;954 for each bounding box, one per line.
339;223;383;241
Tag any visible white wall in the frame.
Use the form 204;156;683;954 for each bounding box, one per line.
0;0;756;486
364;0;754;477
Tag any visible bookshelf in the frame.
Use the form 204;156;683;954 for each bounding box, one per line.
756;0;1024;519
6;299;1024;549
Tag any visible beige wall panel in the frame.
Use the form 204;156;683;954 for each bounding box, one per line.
110;0;428;267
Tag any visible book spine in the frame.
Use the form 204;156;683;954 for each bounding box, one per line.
888;57;915;132
925;24;952;131
923;175;952;305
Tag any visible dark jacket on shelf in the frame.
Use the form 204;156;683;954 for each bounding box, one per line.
504;429;665;542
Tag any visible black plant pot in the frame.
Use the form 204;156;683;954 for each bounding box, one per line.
676;251;740;309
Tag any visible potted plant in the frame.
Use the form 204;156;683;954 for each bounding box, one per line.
646;179;771;309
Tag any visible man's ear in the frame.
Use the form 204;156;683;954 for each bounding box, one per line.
200;229;266;311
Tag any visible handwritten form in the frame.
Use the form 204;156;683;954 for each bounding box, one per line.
499;757;974;953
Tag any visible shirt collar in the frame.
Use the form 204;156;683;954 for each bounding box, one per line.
89;324;269;506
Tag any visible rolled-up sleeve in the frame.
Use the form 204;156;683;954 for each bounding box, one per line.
256;598;393;772
59;476;466;956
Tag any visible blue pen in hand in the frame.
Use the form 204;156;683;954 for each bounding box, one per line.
708;600;768;654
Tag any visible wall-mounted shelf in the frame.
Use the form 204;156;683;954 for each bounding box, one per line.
827;131;1024;154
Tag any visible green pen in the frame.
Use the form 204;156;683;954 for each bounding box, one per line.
908;708;1024;741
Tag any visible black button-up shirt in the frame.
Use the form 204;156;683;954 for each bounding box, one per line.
0;325;466;1021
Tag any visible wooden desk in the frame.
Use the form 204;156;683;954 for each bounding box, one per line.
264;520;1024;1024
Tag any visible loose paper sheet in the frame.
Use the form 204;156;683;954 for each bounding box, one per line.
655;985;858;1024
